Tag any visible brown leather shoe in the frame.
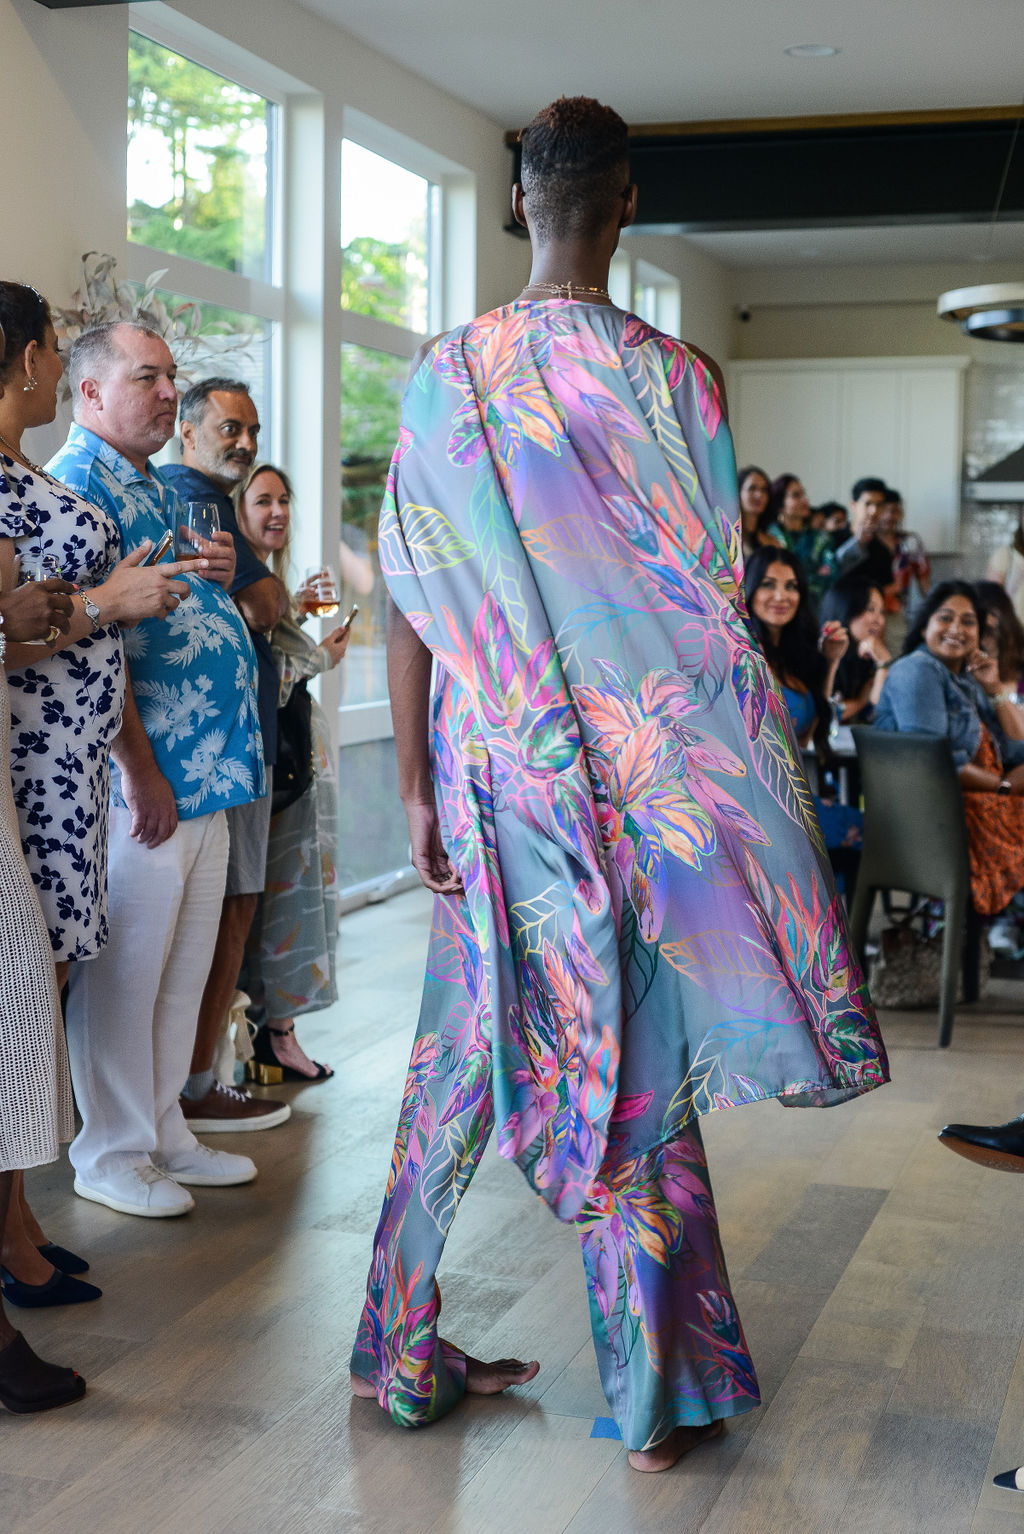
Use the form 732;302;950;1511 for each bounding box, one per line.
180;1080;291;1132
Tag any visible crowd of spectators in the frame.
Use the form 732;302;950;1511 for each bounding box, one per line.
1;269;1022;1416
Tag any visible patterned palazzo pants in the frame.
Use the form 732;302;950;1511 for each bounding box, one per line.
350;923;761;1451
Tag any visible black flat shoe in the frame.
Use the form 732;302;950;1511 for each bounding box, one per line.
1;1266;102;1308
0;1332;86;1414
252;1024;334;1083
938;1115;1024;1171
37;1242;89;1275
994;1467;1024;1490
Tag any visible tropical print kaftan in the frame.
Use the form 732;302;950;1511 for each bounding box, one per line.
352;300;889;1449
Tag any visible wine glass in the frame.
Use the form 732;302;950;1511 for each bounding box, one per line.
174;500;221;561
21;551;62;584
18;552;63;645
301;564;340;618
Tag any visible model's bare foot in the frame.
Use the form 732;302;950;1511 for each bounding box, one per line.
628;1418;725;1473
349;1351;539;1406
462;1352;540;1394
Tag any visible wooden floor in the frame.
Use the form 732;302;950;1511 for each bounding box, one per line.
8;888;1024;1533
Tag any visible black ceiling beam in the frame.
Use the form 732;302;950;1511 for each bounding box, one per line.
504;109;1024;235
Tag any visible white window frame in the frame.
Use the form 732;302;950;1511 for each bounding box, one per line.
125;5;292;453
337;110;474;748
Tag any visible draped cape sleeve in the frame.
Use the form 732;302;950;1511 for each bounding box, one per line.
378;301;888;1222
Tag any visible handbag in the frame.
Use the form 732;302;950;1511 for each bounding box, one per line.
271;680;314;815
869;907;990;1009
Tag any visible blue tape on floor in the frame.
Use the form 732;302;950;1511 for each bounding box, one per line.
590;1416;622;1440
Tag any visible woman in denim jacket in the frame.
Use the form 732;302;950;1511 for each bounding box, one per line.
875;580;1024;916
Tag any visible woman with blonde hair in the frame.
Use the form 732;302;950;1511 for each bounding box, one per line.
235;462;350;1081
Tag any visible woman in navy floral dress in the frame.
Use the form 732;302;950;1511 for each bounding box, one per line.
0;286;188;1305
0;284;187;973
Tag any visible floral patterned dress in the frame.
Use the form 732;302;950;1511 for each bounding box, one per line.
2;453;125;959
351;302;889;1449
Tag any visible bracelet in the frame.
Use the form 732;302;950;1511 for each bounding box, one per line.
875;660;891;671
998;778;1013;796
992;690;1019;707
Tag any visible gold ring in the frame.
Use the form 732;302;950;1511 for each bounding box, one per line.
45;625;60;645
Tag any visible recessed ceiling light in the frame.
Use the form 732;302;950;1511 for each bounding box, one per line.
785;43;841;58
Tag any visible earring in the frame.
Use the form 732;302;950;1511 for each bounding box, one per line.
23;376;37;393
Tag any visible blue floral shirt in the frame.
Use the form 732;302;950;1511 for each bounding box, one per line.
47;425;266;819
875;644;1024;770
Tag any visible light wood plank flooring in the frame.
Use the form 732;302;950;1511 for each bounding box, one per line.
7;888;1024;1533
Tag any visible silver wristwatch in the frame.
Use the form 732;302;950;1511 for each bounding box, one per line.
81;592;102;631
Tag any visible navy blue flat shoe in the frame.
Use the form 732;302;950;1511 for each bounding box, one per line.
0;1266;102;1308
37;1242;89;1275
994;1468;1024;1491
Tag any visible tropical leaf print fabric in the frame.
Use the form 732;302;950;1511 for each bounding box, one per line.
379;301;888;1224
353;301;888;1447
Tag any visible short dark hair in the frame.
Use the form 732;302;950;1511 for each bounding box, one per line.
902;579;984;657
883;487;902;504
0;282;52;385
851;476;887;502
519;96;629;242
179;376;252;428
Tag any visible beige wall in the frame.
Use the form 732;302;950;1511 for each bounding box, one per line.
728;259;1024;362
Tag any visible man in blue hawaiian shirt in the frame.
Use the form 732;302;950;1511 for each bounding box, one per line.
162;379;288;1129
49;322;288;1219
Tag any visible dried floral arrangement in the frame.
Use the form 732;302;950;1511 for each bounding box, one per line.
51;251;257;400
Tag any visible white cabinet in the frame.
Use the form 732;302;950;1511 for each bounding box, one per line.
727;357;968;551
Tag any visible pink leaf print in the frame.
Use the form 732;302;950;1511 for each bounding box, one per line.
523;637;565;711
731;647;769;741
610;1091;655;1123
691;356;723;439
472;592;523;727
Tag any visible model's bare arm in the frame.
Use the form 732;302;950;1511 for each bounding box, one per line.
387;595;461;895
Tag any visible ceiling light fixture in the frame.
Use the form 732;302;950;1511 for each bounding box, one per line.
784;43;840;58
938;284;1024;343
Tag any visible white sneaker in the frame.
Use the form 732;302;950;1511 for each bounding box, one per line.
155;1143;257;1187
74;1164;195;1217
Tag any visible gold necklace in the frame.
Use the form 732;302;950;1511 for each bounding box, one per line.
0;429;43;475
520;280;611;302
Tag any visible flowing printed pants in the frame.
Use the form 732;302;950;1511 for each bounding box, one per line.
351;990;761;1451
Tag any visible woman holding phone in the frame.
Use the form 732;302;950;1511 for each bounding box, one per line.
0;282;189;1306
234;462;351;1081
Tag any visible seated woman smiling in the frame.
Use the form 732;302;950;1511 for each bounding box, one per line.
874;580;1024;918
744;546;861;888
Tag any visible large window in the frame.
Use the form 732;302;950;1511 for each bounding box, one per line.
128;33;275;280
338;138;441;711
633;259;681;336
126;31;282;444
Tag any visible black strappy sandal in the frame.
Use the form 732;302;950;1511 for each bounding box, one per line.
251;1023;334;1083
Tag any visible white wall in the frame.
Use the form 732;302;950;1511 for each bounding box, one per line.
625;232;732;364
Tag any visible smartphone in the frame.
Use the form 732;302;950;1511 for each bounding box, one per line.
339;604;359;633
142;530;174;566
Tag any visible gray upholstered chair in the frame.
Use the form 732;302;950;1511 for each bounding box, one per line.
849;726;972;1048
